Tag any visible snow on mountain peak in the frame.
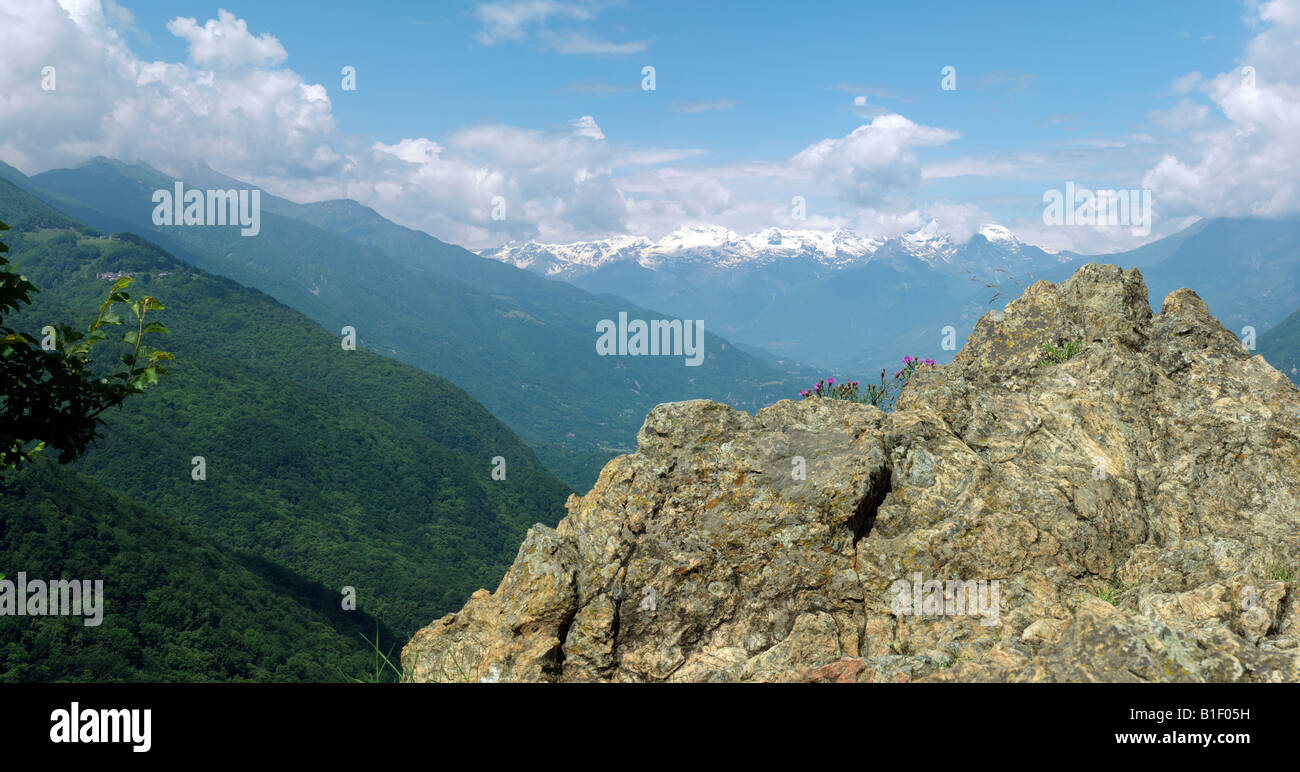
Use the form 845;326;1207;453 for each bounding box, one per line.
479;221;1030;277
657;223;740;250
978;223;1016;243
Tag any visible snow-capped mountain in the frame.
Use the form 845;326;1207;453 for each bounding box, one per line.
480;223;887;277
479;221;1057;279
478;220;1077;372
480;234;655;277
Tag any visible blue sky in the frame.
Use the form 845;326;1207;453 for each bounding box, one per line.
113;1;1243;152
2;1;1296;252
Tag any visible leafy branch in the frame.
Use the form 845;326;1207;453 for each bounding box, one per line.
1;218;175;469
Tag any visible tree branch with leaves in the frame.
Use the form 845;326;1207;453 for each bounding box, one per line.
0;219;175;470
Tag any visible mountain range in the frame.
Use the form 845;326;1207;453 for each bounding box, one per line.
480;217;1300;375
0;158;814;489
482;221;1069;277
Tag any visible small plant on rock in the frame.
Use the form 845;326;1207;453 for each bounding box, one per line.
1036;339;1085;367
799;356;936;411
1095;578;1130;606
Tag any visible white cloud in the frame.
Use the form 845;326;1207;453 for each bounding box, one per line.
473;0;645;54
0;1;337;177
923;156;1034;179
849;96;892;120
1149;99;1210;131
921;202;984;243
0;2;657;248
617;147;707;165
16;0;1292;256
353;115;632;245
1142;0;1300;219
540;29;647;54
789;114;959;207
166;9;287;68
474;0;591;44
611;114;962;240
1172;71;1203;93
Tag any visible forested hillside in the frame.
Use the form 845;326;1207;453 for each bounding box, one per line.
0;178;570;655
0;460;391;682
11;158;813;488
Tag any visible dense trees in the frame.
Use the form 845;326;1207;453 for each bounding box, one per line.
0;220;171;468
0;461;387;682
0;185;571;681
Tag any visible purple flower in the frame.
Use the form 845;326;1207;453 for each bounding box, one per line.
827;378;835;385
903;356;913;365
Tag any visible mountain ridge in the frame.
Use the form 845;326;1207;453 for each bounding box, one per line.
12;156;816;489
480;220;1072;277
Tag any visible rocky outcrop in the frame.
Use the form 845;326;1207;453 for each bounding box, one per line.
402;264;1300;682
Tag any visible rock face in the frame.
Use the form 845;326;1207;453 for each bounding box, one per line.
402;264;1300;682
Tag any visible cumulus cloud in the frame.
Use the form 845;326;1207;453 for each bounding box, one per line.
0;0;338;178
611;114;961;240
166;9;287;68
789;114;959;208
0;2;964;249
1142;0;1300;219
0;2;655;247
353;115;631;244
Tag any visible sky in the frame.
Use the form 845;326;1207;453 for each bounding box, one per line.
1;0;1298;253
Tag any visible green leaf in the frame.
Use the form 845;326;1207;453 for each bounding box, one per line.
142;321;169;335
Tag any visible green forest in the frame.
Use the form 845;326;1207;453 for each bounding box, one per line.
0;179;571;681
